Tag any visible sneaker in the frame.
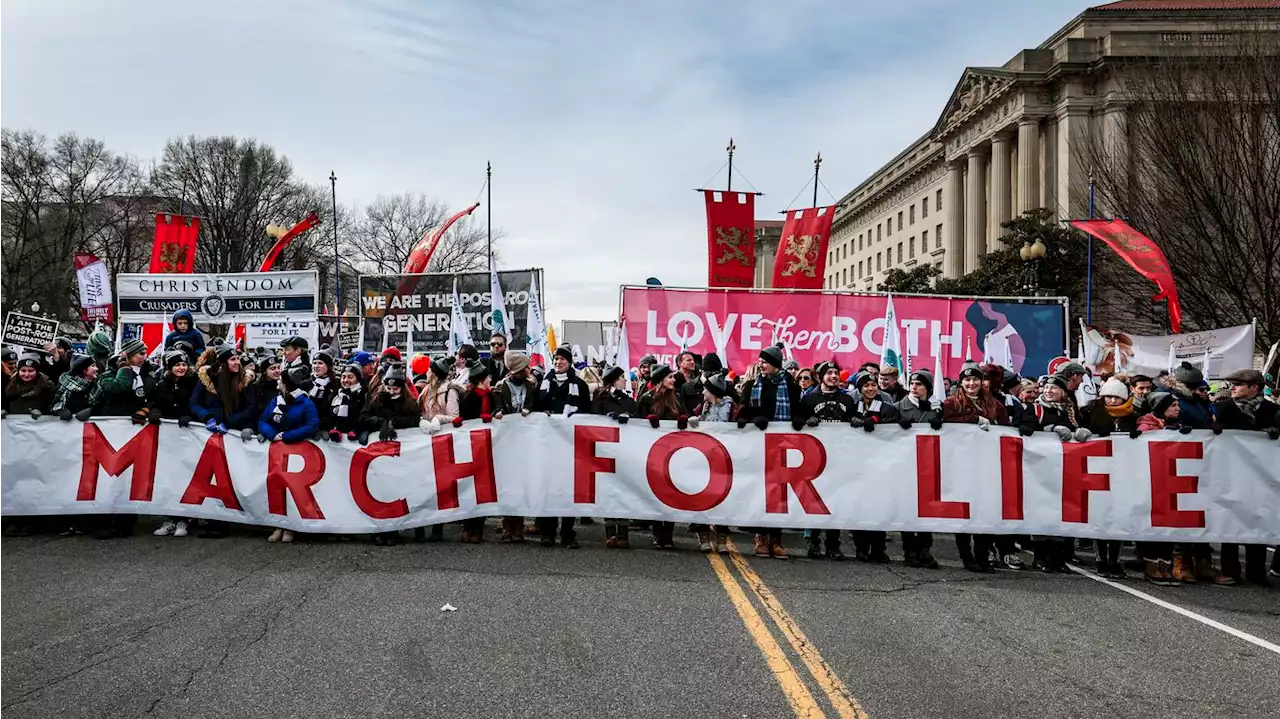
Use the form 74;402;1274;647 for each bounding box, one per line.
267;529;283;543
153;520;177;537
564;540;580;549
1003;553;1024;570
826;547;846;561
281;530;295;543
173;521;188;538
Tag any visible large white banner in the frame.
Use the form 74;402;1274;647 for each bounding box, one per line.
2;417;1278;541
1083;323;1256;379
115;271;319;323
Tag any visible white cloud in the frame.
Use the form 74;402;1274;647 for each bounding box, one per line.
1;0;1086;326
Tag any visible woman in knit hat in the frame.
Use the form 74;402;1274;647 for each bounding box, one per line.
52;354;100;420
258;365;322;544
454;361;496;543
419;357;462;432
1018;375;1087;573
637;363;685;550
1080;377;1140;579
493;351;539;542
592;364;639;418
3;353;53;417
308;347;339;436
943;361;1010;571
327;363;367;442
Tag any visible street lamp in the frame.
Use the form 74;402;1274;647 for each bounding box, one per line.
1019;236;1047;295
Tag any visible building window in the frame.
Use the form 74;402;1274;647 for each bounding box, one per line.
886;219;892;237
897;242;903;264
909;237;915;259
936;223;943;249
858;233;862;252
841;268;847;285
876;253;882;271
921;229;928;250
897;211;903;231
877;223;882;241
859;260;864;278
936;189;943;211
921;198;928;219
909;205;915;225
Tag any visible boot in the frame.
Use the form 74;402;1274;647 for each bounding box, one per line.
1172;553;1197;583
754;534;770;557
697;531;713;553
1193;555;1237;586
917;550;940;569
805;535;823;559
825;535;845;561
1145;559;1177;586
713;529;727;554
769;534;789;560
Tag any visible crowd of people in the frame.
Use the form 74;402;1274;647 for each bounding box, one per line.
3;309;1278;587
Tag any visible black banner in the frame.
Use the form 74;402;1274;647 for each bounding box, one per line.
359;269;543;354
3;312;59;351
317;315;362;351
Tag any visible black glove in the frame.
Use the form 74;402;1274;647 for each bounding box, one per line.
1096;428;1111;438
1210;423;1222;435
358;430;370;445
617;413;630;425
849;416;865;428
737;418;749;429
379;420;397;442
178;415;191;428
805;416;820;428
148;414;162;426
0;410;6;419
648;415;661;428
863;418;876;433
30;409;42;420
676;415;688;430
753;416;769;431
898;418;912;430
131;410;147;426
58;409;73;421
74;408;93;422
329;429;343;442
1268;426;1279;440
241;428;255;442
1178;424;1193;435
1018;424;1034;437
791;417;806;431
607;412;618;420
929;418;943;431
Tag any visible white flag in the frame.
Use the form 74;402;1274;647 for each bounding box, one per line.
615;319;632;394
525;274;550;368
150;322;171;359
879;295;904;375
931;347;946;408
965;335;973;363
449;278;473;355
489;266;512;342
1201;347;1211;381
1166;340;1176;374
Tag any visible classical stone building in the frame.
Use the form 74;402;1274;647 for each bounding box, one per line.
825;0;1280;293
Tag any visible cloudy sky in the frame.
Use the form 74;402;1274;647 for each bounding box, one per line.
3;0;1086;326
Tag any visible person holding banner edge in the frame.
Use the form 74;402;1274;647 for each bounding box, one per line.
537;346;591;549
736;345;801;560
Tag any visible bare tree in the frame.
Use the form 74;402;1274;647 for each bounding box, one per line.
1078;28;1280;349
343;192;496;276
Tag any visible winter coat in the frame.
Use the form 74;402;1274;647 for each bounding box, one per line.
797;388;857;422
164;310;206;358
895;395;941;424
359;390;420;430
258;392;321;443
95;363;158;417
1083;400;1139;435
3;375;53;415
459;386;498;420
538;369;591;415
1136;414;1171;432
851;391;901;424
1023;400;1078;432
40;354;71;386
737;371;801;423
306;375;338;430
329;386;366;434
638;390;685;420
1213;396;1280;433
243;379;275;425
419;381;462;423
189;365;257;429
52;373;99;415
592;386;639;416
495;375;539;415
700;396;736;422
678;372;704;414
146;373;197;420
880;382;909;403
993;391;1024;427
1159;376;1214;430
943;393;1010;426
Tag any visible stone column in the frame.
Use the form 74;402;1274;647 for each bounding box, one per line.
988;134;1011;252
944;161;964;278
1056;109;1091;221
1017;119;1040;214
964;148;986;274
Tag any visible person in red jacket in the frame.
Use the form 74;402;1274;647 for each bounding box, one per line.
942;361;1009;572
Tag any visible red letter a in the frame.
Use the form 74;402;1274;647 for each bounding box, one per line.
180;434;243;510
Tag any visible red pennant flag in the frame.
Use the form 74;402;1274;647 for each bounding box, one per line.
771;205;835;290
404;203;481;274
1069;219;1183;332
704;190;756;288
149;214;199;274
259;211;320;271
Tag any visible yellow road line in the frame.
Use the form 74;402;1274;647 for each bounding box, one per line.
706;550;825;718
726;539;871;719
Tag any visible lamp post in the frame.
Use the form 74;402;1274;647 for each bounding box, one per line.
1019;234;1047;296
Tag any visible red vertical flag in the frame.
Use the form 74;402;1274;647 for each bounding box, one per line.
149;214;200;273
704;190;756;288
771;205;835;290
1069;219;1183;332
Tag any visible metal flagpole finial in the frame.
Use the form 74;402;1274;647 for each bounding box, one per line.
487;161;491;177
814;151;823;169
726;138;736;157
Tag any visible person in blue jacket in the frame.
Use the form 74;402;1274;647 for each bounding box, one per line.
164;309;206;362
257;365;320;544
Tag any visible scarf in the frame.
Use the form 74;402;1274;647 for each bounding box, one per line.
129;365;145;393
473;385;492;415
1233;394;1262;421
506;378;527;410
273;389;306;424
331;386;361;417
309;375;331;399
541;372;579;397
1105;396;1135;418
1036;396;1076;427
750;371;790;421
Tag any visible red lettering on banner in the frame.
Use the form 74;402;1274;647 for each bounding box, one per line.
1000;436;1024;520
350;442;408;519
1062;441;1112;523
266;441;326;519
915;435;970;519
431;429;497;511
574;425;619;503
76;423;158;502
1149;441;1206;528
179;434;242;510
763;434;830;514
646;433;733;511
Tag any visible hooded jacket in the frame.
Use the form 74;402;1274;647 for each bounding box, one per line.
164;309;206;358
147;372;197;420
258;391;320;443
96;361;158;416
419;381;462;423
189;365;256;428
1158;376;1214;429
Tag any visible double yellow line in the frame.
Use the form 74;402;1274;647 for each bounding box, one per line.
708;539;870;719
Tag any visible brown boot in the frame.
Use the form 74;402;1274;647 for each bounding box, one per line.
770;535;789;560
1192;556;1237;585
696;531;713;553
1145;559;1177;586
1172;553;1197;583
753;534;770;557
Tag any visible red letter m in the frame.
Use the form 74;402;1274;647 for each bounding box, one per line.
76;423;159;502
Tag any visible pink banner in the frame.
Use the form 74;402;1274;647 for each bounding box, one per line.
621;287;1068;379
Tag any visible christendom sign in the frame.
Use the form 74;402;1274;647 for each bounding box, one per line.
115;271;320;323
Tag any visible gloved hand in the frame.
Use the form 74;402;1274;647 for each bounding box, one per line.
30;409;43;421
898;418;912;430
329;429;343;442
977;416;991;431
1268;426;1280;440
215;422;228;434
241;428;254;442
205;418;220;433
130;410;146;426
75;408;93;422
520;408;531;417
849;416;865;428
1052;425;1072;442
1072;428;1092;442
257;433;268;443
358;430;370;445
1129;428;1142;439
1096;428;1111;438
648;415;661;428
148;414;162;426
379;420;397;442
452;417;464;428
929;418;943;431
737;418;749;429
1018;423;1034;437
0;410;6;419
178;415;191;428
58;409;73;421
791;417;806;431
1178;424;1193;435
687;416;699;429
481;414;493;423
753;416;769;431
805;416;821;428
420;418;434;434
1210;422;1222;435
494;411;503;420
617;413;630;425
863;418;876;433
676;415;688;430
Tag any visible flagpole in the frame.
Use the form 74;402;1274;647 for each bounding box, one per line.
812;152;822;209
1085;169;1095;325
726;138;735;193
486;161;492;274
329;171;341;314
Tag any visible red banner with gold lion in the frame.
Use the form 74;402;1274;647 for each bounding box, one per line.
771;205;835;290
1069;219;1183;333
704;190;756;288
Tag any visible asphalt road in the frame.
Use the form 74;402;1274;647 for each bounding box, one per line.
3;522;1277;719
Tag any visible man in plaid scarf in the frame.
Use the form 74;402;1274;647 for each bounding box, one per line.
736;344;801;559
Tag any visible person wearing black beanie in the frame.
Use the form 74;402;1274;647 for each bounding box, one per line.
736;345;802;560
535;345;592;549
